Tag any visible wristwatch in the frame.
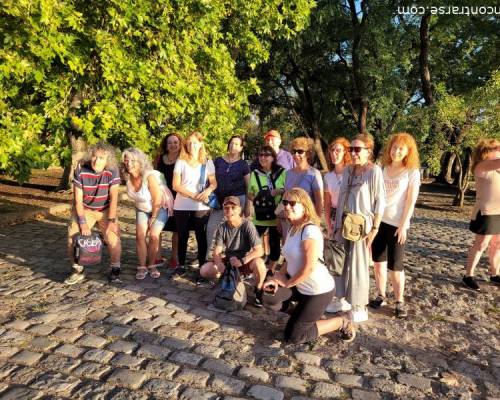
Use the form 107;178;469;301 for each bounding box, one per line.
108;217;117;223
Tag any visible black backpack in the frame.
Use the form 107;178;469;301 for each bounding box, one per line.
213;263;247;311
253;168;283;221
300;224;346;277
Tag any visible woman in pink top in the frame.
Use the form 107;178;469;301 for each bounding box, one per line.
463;138;500;290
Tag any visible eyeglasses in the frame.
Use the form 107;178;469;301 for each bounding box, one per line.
259;153;273;157
348;146;367;154
291;149;306;155
282;199;299;207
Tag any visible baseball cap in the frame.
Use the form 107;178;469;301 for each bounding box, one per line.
223;196;241;207
264;130;280;140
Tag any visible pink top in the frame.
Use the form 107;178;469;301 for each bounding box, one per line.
472;168;500;218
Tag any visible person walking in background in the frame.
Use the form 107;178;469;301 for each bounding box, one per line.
247;145;286;273
122;148;173;280
263;188;355;344
206;135;250;261
323;137;352;314
155;132;183;269
463;138;500;290
369;133;420;318
334;133;386;323
172;131;217;277
65;142;122;285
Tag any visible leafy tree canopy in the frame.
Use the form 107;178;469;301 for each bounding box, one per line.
0;0;314;182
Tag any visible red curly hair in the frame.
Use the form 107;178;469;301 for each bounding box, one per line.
327;137;352;170
381;132;420;169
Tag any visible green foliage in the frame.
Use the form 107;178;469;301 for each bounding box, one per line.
0;0;314;182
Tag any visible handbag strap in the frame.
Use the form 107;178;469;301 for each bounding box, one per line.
254;170;265;192
343;166;354;214
299;223;327;265
199;163;208;191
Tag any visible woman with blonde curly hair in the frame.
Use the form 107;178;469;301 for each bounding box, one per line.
369;133;420;318
463;138;500;290
263;188;355;344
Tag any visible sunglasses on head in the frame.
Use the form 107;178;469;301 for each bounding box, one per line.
282;199;299;207
291;149;306;155
348;146;367;154
259;152;273;157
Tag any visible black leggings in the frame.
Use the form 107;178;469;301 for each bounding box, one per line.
263;286;334;344
256;225;281;262
174;210;210;267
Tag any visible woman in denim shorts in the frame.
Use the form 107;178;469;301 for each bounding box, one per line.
122;147;173;279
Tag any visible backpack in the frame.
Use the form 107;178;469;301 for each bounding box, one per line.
213;263;247;311
300;224;346;277
253;168;283;221
74;233;103;266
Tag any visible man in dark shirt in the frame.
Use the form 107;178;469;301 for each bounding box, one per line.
199;196;267;306
65;142;122;285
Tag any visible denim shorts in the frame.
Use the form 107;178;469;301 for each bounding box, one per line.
136;208;168;231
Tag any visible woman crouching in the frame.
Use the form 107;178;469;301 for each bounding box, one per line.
263;188;355;344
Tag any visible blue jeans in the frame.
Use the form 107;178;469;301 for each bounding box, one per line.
136;208;168;232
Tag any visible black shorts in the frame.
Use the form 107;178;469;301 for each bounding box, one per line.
371;222;405;271
163;217;177;232
469;211;500;235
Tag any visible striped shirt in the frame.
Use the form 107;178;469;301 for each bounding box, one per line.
74;163;121;210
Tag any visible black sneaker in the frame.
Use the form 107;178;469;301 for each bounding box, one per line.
490;275;500;285
253;289;263;308
463;276;480;291
108;268;122;283
173;266;186;276
339;318;356;343
368;295;387;309
395;302;408;319
64;271;85;285
196;276;212;287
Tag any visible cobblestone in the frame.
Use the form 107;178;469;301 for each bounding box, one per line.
0;192;496;399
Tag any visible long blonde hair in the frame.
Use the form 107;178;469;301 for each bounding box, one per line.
283;188;321;234
179;131;208;164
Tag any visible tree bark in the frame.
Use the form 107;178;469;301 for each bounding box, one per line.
453;150;471;207
56;131;87;191
419;12;434;106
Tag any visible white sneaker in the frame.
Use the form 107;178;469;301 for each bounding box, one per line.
350;307;369;323
325;298;352;313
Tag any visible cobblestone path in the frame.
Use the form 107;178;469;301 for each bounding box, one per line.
0;202;498;399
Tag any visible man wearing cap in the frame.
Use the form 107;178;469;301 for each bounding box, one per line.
199;196;267;307
251;129;295;171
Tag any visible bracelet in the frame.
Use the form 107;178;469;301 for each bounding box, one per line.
77;216;86;225
372;226;379;230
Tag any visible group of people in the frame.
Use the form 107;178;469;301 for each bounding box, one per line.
65;130;500;345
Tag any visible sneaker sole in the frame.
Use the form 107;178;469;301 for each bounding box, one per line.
64;276;85;285
462;281;480;291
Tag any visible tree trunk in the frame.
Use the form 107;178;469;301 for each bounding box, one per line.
56;131;87;191
419;12;434;106
311;126;328;172
452;150;471;207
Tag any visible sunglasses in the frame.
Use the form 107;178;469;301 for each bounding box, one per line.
259;153;273;157
282;199;299;207
291;149;306;155
348;146;367;154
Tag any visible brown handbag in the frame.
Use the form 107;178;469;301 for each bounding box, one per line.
341;169;366;241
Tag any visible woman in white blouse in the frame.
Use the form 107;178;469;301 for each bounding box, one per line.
172;131;217;275
263;188;355;344
369;133;420;318
122;148;173;280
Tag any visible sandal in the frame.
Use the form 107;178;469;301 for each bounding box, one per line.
148;265;161;279
135;266;148;280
